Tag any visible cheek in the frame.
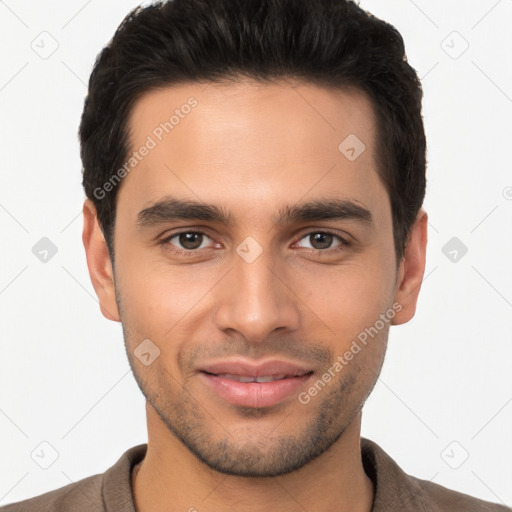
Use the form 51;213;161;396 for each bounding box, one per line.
300;257;394;339
114;225;187;320
115;253;222;350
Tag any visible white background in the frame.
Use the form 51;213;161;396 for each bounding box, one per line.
1;0;511;508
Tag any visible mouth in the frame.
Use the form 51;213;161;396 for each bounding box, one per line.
197;359;314;408
202;372;310;383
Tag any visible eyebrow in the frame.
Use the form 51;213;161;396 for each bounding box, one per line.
136;196;373;229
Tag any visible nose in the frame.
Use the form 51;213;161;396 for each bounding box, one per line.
214;246;301;343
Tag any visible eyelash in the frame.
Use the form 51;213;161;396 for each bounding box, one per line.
159;229;351;257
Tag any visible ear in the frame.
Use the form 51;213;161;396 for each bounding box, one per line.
82;199;120;322
391;208;428;325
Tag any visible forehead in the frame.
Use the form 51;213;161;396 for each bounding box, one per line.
127;79;377;162
117;79;388;230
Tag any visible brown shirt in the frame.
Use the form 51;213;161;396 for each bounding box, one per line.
1;438;509;511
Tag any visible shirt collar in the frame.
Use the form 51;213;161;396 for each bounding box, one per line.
101;438;428;511
360;437;428;510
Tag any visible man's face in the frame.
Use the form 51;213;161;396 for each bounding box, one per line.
90;80;416;476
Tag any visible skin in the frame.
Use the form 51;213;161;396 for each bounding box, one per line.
82;79;427;512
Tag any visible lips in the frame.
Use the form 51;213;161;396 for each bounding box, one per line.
213;373;290;383
199;359;312;378
198;359;314;408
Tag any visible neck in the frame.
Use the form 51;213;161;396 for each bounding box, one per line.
132;404;374;512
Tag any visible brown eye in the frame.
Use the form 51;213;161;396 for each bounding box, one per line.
164;231;213;252
296;231;345;251
178;232;204;250
310;233;334;250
